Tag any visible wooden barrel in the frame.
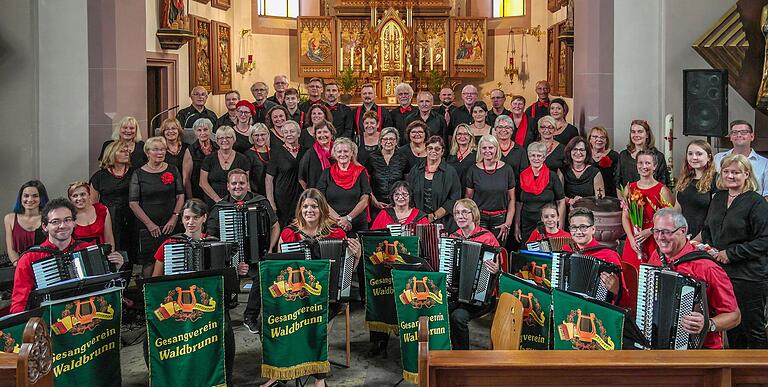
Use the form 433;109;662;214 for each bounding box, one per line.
572;196;625;248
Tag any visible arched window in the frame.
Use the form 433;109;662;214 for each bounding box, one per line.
492;0;525;18
257;0;299;18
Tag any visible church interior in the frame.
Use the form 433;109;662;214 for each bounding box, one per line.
1;0;768;386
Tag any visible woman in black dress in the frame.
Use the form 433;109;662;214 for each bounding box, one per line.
299;120;335;189
588;126;620;198
407;136;462;230
128;136;184;277
514;141;566;243
510;95;537;148
549;98;580;146
99;116;147;168
700;154;768;349
398;120;428;172
301;104;333;149
615;119;670;191
182;118;218;200
469;101;492;143
199;126;251;207
159;118;187;171
493;115;528;176
365;127;409;220
535;115;566;176
265;105;290;148
317;137;371;236
266;120;308;227
445;124;477;194
358;111;381;166
233;100;255;153
90;141;135;260
563;136;604;205
245;123;271;196
674;140;717;238
464;135;516;243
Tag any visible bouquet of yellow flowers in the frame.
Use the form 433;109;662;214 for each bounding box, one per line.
618;184;644;230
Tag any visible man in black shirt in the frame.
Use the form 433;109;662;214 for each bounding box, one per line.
525;80;551;122
389;83;416;145
266;74;288;106
284;88;304;127
250;81;277;124
207;169;280;334
434;87;456;126
298;77;324;113
176;86;218;129
215;90;240;131
487;88;512;125
324;81;354;139
449;84;479;141
405;91;447;141
354;83;392;137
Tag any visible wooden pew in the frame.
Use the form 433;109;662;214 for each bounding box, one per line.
0;317;53;387
417;316;768;387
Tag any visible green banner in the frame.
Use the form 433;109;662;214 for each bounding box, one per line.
145;274;226;387
499;273;551;350
259;259;330;380
46;288;123;387
552;289;624;350
361;236;420;334
509;250;554;289
0;309;50;354
392;269;451;384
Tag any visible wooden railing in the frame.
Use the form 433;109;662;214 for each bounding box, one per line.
0;317;53;387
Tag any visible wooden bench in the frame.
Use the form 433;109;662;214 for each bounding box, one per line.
417;316;768;387
0;317;53;387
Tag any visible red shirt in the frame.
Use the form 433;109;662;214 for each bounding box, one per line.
370;208;430;230
72;203;108;244
526;228;572;244
153;234;209;263
563;239;629;307
280;226;346;243
648;243;739;349
11;239;93;313
450;226;505;294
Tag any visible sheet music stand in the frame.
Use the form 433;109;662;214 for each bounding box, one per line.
26;272;125;310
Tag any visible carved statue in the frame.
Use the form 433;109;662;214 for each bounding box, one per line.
161;0;186;30
757;4;768;112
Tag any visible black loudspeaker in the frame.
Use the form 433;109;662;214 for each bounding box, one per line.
683;69;728;137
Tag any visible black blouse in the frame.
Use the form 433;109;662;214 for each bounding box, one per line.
465;163;516;212
517;170;565;240
553;124;580;146
365;150;409;205
589;150;620;197
298;147;333;189
317;168;372;226
266;145;308;227
99;140;147;168
446;151;477;194
702;190;768;281
676;178;716;238
129;165;183;226
245;148;270;196
397;144;427;173
164;142;188;172
501;145;528;177
200;152;251;206
563;165;601;199
185;140;219;200
233;129;252;154
407;162;462;217
90;167;134;209
615;148;670;189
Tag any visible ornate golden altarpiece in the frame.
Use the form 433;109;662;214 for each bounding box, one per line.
297;0;486;103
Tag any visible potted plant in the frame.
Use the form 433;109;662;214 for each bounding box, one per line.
336;68;357;104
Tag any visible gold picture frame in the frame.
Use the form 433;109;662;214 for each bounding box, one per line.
211;21;232;95
189;15;212;93
298;17;336;78
450;18;487;78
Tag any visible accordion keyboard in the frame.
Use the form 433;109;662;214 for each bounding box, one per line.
164;243;194;275
438;238;457;286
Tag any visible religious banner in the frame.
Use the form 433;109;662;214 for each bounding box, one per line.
259;260;330;380
392;269;450;384
552;289;624;350
450;18;487;78
499;273;551;350
508;250;555;289
361;236;420;334
0;308;49;354
45;287;122;387
144;274;226;387
298;17;336;78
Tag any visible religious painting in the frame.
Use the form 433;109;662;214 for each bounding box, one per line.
298;17;336;78
211;21;232;95
379;15;406;72
547;22;573;97
211;0;230;11
189;15;212;93
547;24;557;95
413;19;449;73
337;19;371;73
450;18;487;78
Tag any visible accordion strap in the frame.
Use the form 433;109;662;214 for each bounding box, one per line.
665;250;716;268
576;244;611;254
23;239;88;257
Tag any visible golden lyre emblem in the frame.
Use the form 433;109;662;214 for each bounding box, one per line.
175;285;198;313
74;297;97;325
575;310;597;343
287;267;307;292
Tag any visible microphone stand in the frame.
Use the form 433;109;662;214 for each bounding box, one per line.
150;105;180;136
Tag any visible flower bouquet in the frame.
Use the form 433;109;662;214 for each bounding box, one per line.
618;184;645;259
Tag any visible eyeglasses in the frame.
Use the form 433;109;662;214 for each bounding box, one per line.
455;132;470;137
236;110;252;115
539;126;555;131
218;136;234;140
426;146;443;152
192;92;208;97
590;135;606;140
453;210;473;217
571;148;587;153
381;137;397;142
462;92;478;96
48;217;74;226
569;224;593;232
730;130;752;136
491;96;505;100
651;226;683;237
495;125;512;130
393;192;409;198
252;88;267;92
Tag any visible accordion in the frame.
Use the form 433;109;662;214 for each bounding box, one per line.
550;252;621;302
218;202;271;267
163;239;236;275
387;223;444;271
526;236;574;252
32;244;116;290
636;265;709;349
280;239;353;302
438;238;499;306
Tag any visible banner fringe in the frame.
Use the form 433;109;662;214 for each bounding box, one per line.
261;361;330;380
366;321;399;334
403;370;419;384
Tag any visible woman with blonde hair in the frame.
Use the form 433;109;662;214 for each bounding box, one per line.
445;123;477;194
700;154;768;349
159;117;187;169
245;123;270;195
588;126;620;197
90;141;135;257
68;181;114;248
99;116;147;167
674;139;717;237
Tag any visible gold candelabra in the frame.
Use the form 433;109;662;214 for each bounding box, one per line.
236;29;255;75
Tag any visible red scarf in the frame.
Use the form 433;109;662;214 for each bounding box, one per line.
330;162;365;189
313;141;334;170
519;165;551;195
513;114;529;146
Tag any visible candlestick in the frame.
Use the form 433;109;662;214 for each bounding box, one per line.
361;47;366;71
248;54;253;63
664;113;674;164
418;47;423;71
368;64;373;74
340;43;344;70
442;48;446;71
430;47;434;71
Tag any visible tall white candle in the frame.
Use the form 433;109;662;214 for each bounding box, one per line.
418;47;423;71
339;43;344;70
664;113;674;165
442;48;446;71
361;47;366;71
350;47;355;70
429;47;434;71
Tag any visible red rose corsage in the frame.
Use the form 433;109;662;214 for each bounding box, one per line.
598;155;613;168
160;171;174;185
